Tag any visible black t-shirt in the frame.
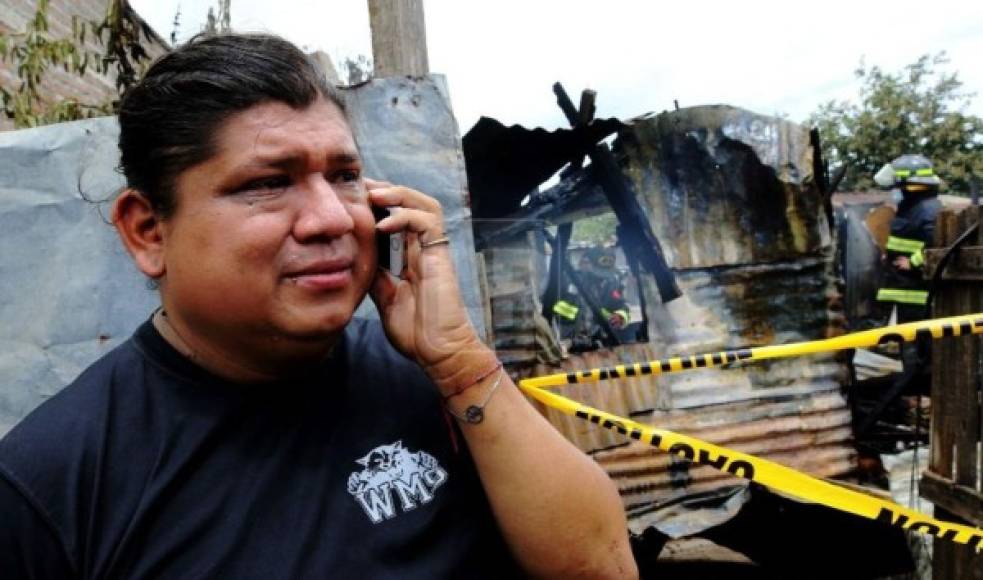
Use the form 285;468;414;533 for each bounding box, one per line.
0;318;519;579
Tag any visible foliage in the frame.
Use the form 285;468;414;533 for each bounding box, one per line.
170;5;181;45
571;212;618;246
809;53;983;193
0;0;156;128
0;0;99;126
94;0;156;93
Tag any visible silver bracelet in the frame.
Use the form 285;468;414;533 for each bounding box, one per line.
445;367;505;424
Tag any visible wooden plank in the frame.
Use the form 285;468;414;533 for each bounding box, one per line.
920;470;983;526
577;90;597;127
931;210;960;479
930;206;983;580
970;205;983;243
954;281;978;488
957;209;983;491
924;246;983;280
974;208;983;484
932;506;983;580
367;0;429;77
933;518;957;580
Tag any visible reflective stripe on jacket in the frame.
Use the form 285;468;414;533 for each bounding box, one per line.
876;288;929;305
885;235;924;255
552;300;579;321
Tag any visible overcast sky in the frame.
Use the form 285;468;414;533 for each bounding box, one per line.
130;0;983;134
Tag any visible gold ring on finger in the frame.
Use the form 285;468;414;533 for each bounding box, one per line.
420;236;451;249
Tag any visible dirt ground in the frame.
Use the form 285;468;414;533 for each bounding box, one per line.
652;538;764;579
650;536;925;580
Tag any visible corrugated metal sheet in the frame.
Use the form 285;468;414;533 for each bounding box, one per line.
524;342;853;510
617;106;829;268
483;105;855;512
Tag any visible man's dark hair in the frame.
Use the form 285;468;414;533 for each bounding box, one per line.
118;33;345;217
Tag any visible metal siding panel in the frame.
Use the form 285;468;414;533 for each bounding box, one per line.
488;106;854;512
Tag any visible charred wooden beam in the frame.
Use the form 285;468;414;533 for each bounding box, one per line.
540;223;572;323
577;89;596;127
553;82;681;303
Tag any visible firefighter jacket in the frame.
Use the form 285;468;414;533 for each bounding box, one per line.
552;270;630;338
876;194;943;308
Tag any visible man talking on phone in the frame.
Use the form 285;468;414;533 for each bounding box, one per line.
0;33;636;579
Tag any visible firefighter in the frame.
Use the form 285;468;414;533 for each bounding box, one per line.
873;154;943;324
552;246;631;349
871;154;943;403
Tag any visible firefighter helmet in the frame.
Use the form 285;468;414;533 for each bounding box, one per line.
873;154;941;192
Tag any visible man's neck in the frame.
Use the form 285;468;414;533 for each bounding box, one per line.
152;309;338;383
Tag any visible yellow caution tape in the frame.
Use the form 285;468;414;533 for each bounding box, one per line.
517;313;983;546
522;313;983;390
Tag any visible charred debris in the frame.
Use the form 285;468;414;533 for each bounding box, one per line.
463;84;915;577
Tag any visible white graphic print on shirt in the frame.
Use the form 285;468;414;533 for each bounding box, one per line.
347;440;448;524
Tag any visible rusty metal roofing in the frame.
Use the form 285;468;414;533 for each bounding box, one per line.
481;105;854;514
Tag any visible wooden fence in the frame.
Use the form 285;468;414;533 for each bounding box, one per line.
921;204;983;578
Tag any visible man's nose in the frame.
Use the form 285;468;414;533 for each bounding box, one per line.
292;175;356;241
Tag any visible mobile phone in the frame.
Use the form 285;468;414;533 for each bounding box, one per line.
373;205;404;277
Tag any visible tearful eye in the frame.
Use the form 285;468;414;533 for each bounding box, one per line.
238;175;291;193
331;169;361;184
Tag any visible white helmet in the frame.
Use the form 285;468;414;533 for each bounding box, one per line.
873;154;941;191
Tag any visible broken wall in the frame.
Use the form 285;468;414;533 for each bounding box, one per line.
508;106;853;521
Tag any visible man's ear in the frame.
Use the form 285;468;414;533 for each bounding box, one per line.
112;189;166;279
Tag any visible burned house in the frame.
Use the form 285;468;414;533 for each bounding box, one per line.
465;90;854;521
461;92;938;575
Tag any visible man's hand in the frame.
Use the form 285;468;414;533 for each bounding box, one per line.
366;182;637;579
366;180;489;392
893;256;912;271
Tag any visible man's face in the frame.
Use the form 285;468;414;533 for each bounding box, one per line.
159;97;376;346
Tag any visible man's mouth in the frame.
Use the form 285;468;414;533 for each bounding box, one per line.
284;259;354;290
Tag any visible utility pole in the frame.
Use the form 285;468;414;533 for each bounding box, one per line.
367;0;429;77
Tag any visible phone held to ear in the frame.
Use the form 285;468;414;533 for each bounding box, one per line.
373;205;405;277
